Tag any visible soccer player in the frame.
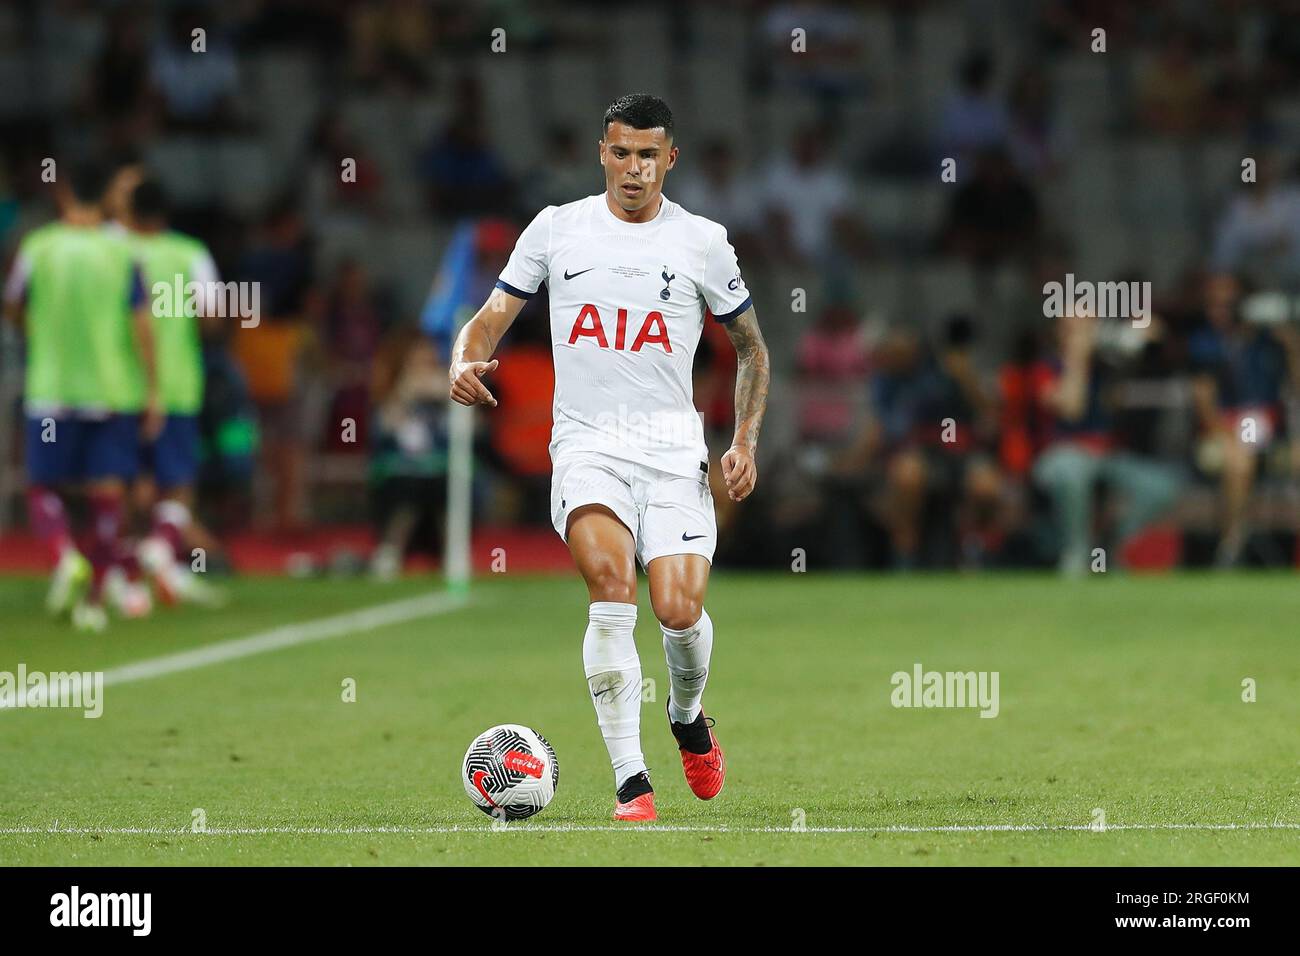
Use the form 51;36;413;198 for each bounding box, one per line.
449;94;770;821
3;160;161;631
125;179;225;606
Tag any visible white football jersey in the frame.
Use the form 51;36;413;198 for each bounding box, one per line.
496;193;751;478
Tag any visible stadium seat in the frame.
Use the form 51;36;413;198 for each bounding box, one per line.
1065;144;1123;235
689;6;749;61
917;259;979;320
541;58;607;132
1145;226;1199;288
765;90;821;151
859;9;898;91
608;12;671;103
1056;54;1115;136
144;138;218;206
248;52;320;161
0;53;31;118
1194;137;1250;223
214;139;276;216
1124;141;1193;232
379;222;449;319
857;265;908;325
854;178;910;240
479;54;541;179
681;54;748;141
912;10;969;116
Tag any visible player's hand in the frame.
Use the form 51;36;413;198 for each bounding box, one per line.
449;359;499;407
141;395;164;442
721;444;757;501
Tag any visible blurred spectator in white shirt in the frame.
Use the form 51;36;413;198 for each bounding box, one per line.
937;51;1009;167
760;124;870;265
150;5;239;130
761;0;867;118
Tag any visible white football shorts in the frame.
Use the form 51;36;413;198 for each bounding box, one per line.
550;452;717;568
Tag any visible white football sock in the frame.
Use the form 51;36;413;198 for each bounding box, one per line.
582;601;646;789
662;607;713;725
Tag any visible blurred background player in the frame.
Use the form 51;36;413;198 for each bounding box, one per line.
3;159;160;631
125;178;225;606
367;325;449;581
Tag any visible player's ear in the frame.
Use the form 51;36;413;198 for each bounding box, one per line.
666;145;678;170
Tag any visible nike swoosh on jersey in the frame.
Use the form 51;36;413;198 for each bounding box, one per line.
563;267;596;280
681;532;707;541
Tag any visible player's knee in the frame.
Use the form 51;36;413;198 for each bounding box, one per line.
966;461;1002;501
585;565;636;605
1222;442;1254;479
889;452;926;495
655;595;702;632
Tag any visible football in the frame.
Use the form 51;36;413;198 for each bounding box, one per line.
461;724;559;820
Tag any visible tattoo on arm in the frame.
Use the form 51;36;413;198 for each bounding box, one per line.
723;306;770;450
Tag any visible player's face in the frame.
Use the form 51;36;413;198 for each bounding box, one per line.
600;122;677;213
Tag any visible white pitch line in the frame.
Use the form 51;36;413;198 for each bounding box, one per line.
1;823;1297;836
0;590;469;710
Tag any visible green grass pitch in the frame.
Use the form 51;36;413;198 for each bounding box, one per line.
0;572;1297;866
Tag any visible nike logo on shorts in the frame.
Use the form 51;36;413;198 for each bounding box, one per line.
681;532;707;541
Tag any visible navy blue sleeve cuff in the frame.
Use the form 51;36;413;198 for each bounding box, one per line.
129;266;147;307
495;278;536;300
711;295;752;324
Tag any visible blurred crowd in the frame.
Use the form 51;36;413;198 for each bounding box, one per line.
746;287;1300;572
4;0;1300;571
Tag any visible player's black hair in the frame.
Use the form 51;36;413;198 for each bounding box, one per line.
66;159;111;204
130;179;170;223
602;93;674;139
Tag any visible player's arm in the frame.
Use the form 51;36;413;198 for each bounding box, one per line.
191;248;223;336
1190;372;1225;437
3;251;30;328
132;304;163;438
720;304;770;501
448;286;529;407
128;266;163;439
